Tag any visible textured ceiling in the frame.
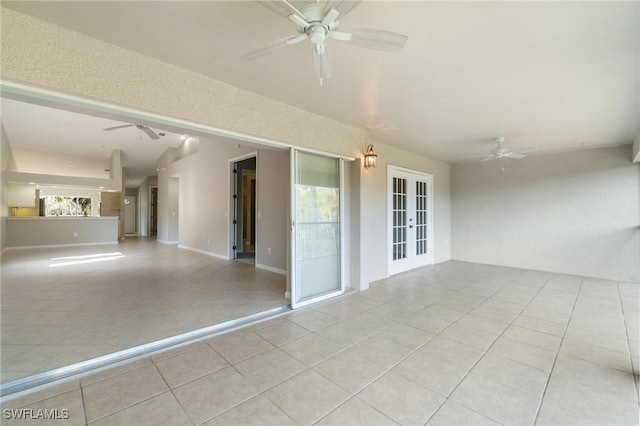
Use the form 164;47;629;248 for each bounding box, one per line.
3;1;639;164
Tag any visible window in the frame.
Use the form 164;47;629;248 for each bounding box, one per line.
44;196;92;217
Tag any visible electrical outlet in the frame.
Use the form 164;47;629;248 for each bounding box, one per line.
268;247;272;255
73;232;78;237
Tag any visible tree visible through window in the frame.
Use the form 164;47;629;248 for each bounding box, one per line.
44;196;92;216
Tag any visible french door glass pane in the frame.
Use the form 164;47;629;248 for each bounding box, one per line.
392;177;407;260
416;180;428;255
295;151;340;302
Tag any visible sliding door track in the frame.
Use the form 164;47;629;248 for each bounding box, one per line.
0;305;291;398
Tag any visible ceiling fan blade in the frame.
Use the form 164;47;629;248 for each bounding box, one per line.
328;30;352;41
103;124;134;131
321;8;340;27
312;45;333;80
242;36;297;60
289;14;310;28
343;28;408;51
142;127;160;140
323;0;361;19
465;154;492;159
506;152;526;159
257;1;306;21
286;33;308;45
481;156;495;161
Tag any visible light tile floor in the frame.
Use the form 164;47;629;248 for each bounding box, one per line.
1;239;287;382
1;261;639;425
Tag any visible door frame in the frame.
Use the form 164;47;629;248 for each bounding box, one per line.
290;148;346;309
387;165;434;276
228;151;258;262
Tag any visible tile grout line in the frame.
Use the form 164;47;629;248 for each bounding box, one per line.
530;276;584;426
422;270;555;425
334;269;530;425
205;288;445;425
150;360;196;426
615;281;640;403
79;381;89;426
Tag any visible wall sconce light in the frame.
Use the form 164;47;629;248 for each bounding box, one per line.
364;144;378;169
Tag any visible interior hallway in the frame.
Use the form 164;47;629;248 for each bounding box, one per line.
1;261;638;425
0;239;287;383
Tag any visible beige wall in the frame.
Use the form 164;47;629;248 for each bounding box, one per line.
158;136;289;271
0;8;453;289
6;217;118;247
360;144;452;287
452;145;640;282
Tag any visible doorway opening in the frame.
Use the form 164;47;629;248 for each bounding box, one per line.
149;186;158;236
231;154;257;264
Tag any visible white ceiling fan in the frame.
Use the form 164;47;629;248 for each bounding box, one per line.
103;124;160;140
245;0;408;84
468;137;536;161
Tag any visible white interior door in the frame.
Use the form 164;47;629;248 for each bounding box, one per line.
290;150;344;308
388;167;433;275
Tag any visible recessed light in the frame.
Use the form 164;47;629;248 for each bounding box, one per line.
28;182;36;185
68;164;75;167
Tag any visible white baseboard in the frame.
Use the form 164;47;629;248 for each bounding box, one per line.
178;245;229;260
284;291;291;299
256;263;287;275
157;240;178;245
3;242;118;250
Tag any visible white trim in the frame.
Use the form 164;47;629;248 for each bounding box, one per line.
255;263;286;275
157;239;178;245
3;242;118;250
290;149;345;309
289;148;297;306
387;165;435;276
178;245;229;260
0;82;355;161
228;152;259;263
339;158;346;296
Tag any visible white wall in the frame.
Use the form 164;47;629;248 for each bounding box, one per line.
159;136;289;271
452;145;640;282
255;150;289;271
1;8;452;289
359;144;452;288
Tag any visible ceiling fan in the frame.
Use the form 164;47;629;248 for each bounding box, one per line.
103;124;160;140
245;0;408;84
468;137;536;161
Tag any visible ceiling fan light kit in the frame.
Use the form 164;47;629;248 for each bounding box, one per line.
247;0;408;85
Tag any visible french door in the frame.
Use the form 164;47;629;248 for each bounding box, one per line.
290;150;344;308
388;166;434;275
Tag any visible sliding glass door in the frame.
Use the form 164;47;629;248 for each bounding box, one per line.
290;150;344;308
